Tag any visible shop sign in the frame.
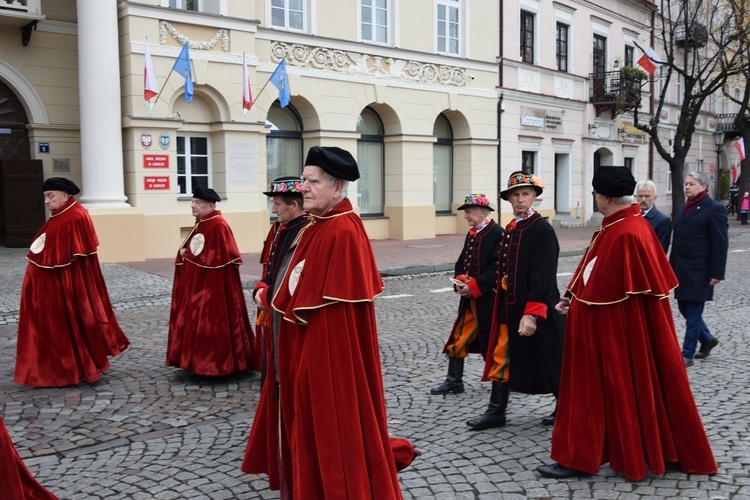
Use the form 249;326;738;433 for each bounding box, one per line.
143;154;169;168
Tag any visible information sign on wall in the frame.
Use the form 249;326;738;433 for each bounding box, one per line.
143;154;169;168
144;176;170;190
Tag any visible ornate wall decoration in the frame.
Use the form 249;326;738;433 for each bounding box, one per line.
270;41;466;87
517;68;540;94
159;21;229;51
554;76;574;99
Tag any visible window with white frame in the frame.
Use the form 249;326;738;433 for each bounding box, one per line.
658;66;666;98
521;151;537;175
433;114;453;213
177;135;211;195
436;0;460;55
676;74;682;103
271;0;305;31
666;166;672;194
361;0;389;44
168;0;221;14
624;45;634;67
556;22;569;72
520;10;535;63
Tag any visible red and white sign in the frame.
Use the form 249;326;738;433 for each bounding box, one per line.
144;176;170;190
143;154;169;168
141;132;153;149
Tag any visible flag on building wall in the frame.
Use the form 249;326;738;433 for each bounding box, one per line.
242;52;253;115
637;47;662;75
173;42;193;103
269;59;290;108
734;138;746;160
144;37;158;107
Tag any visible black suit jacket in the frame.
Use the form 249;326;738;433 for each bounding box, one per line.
670;195;728;302
643;205;671;253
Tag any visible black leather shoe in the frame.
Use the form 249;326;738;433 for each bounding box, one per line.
430;381;464;395
542;413;556;426
536;463;590;479
694;338;719;359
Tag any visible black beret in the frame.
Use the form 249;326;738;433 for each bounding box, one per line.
592;167;636;198
192;186;221;203
304;146;360;181
42;177;80;195
263;176;304;197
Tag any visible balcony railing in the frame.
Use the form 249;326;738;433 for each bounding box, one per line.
589;69;646;117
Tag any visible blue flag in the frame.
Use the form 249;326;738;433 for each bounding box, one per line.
269;59;290;108
173;43;193;103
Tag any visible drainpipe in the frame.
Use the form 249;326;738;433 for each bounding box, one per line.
648;8;655;180
497;0;504;211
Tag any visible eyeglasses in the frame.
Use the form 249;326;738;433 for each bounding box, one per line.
591;190;598;196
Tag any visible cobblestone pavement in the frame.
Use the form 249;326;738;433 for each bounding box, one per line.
1;225;749;499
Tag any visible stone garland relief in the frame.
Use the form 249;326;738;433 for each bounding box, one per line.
270;41;467;86
159;21;229;51
155;23;466;87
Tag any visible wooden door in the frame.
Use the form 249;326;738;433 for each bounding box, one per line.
0;160;44;247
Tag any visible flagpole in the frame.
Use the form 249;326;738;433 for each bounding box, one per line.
151;66;176;108
249;57;287;109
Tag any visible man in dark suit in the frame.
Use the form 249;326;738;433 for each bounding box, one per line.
636;180;671;253
670;172;728;367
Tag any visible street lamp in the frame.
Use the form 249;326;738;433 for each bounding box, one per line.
713;129;725;199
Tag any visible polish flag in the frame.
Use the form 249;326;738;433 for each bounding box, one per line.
242;52;253;115
637;47;662;75
734;138;746;160
144;38;158;104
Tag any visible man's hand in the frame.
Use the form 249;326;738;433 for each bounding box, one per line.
455;282;472;298
254;288;266;309
710;278;721;286
555;297;570;317
518;315;537;337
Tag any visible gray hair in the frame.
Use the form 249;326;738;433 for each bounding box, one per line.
686;172;709;186
635;179;657;196
611;195;636;205
322;171;349;199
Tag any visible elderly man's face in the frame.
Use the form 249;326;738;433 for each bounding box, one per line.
301;165;342;215
191;198;215;219
507;186;537;216
463;206;488;227
636;187;657;211
272;196;302;223
44;190;70;211
683;176;706;200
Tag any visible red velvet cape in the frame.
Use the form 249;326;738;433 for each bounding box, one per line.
245;198;408;498
166;211;256;376
550;205;717;481
0;416;57;500
14;198;130;387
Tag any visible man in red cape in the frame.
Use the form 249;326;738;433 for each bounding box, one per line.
243;146;417;498
166;187;256;376
1;415;58;499
14;177;129;387
537;167;717;481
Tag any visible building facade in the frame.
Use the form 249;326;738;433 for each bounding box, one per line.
0;0;741;261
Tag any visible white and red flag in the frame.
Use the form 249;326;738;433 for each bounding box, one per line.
734;138;746;161
637;47;663;75
242;52;253;115
144;37;158;108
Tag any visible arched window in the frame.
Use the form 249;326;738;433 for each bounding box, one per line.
266;101;303;189
357;107;385;215
433;114;453;213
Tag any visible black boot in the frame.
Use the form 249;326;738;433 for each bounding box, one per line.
430;357;465;395
466;382;509;430
542;402;557;426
